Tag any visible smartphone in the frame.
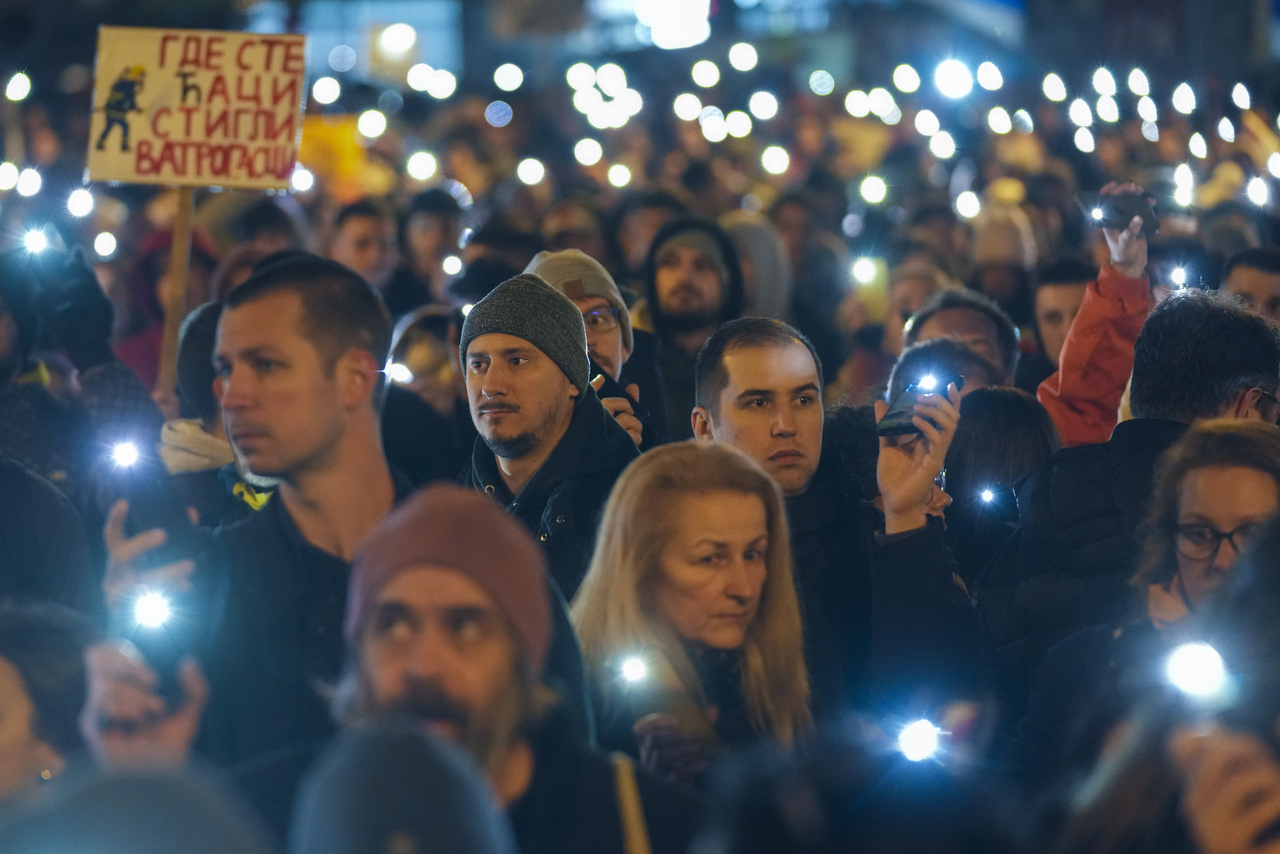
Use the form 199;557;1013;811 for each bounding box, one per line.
878;374;965;437
1076;191;1160;237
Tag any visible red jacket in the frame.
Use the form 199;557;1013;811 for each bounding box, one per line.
1037;265;1150;448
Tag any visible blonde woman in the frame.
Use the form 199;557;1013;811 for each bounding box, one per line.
571;441;811;783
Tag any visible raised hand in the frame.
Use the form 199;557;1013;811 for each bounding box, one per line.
874;383;961;534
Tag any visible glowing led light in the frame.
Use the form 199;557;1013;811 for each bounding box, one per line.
761;146;790;175
596;64;627;97
357;110;387;138
442;255;462;276
845;90;870;118
516;158;545;185
700;115;728;142
852;257;877;284
1091;208;1103;221
484;100;513;127
111;441;140;467
1189;133;1208;159
914;109;940;136
607;164;632;187
893;64;921;93
387;363;413;384
1172;83;1196;115
1013;110;1034;133
94;232;117;257
981;489;995;502
134;591;172;629
1074;127;1095;153
494;63;524;92
1092;68;1117;97
1218;117;1235;143
956;190;981;219
1142;121;1160;142
1137;96;1157;123
987;107;1012;135
868;88;896;117
621;657;648;683
976;61;1002;91
1175;185;1193;207
1069;98;1093;127
641;3;712;50
725;111;752;138
15;168;40;197
692;60;720;88
860;175;887;204
918;374;938;391
1128;68;1150;96
1042;73;1067;102
728;43;758;72
5;73;30;101
329;45;357;73
379;23;417;56
406;152;437;181
1232;83;1251;110
748;91;778;120
425;69;457;99
67;189;93;218
22;230;47;253
900;723;940;763
1248;176;1269;206
1269;153;1280;179
1171;266;1187;286
673;93;702;121
1097;95;1119;123
1174;163;1194;187
934;60;972;99
809;70;835;96
0;162;16;191
461;303;473;317
929;131;956;159
574;139;603;166
312;76;340;104
288;166;314;193
567;63;595;91
619;88;643;117
1166;642;1227;698
882;106;902;126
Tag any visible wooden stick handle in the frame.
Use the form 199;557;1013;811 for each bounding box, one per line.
153;185;195;397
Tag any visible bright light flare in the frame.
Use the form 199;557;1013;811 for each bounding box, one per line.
1172;83;1196;115
574;139;603;166
934;60;973;99
291;166;315;192
1074;128;1095;153
860;175;887;204
494;63;524;92
1097;95;1119;123
761;146;789;175
1171;266;1188;286
956;190;980;219
94;232;117;257
607;164;632;187
981;489;995;502
1092;68;1117;97
407;152;437;181
1248;176;1269;206
725;111;752;138
596;64;627;97
809;70;835;96
1218;117;1236;143
22;230;47;253
442;255;462;276
1269;153;1280;179
1137;96;1157;123
357;110;387;138
1166;642;1227;698
1232;83;1251;110
893;64;921;93
868;88;896;117
378;23;417;56
987;107;1012;135
976;61;1002;91
621;657;648;683
673;93;702;121
929;131;956;159
1043;73;1067;102
566;63;596;91
1128;68;1150;96
845;90;870;118
0;162;16;191
1189;133;1208;159
387;363;413;384
852;257;877;284
899;719;942;761
67;189;93;218
134;591;172;630
728;43;758;72
16;168;40;197
111;441;140;467
914;109;940;136
312;76;340;105
1069;98;1093;127
918;374;938;391
5;73;30;102
692;60;720;88
516;158;545;185
748;91;778;120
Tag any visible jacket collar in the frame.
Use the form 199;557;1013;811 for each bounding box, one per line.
1108;418;1189;448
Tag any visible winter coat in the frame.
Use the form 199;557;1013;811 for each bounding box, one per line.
975;418;1188;719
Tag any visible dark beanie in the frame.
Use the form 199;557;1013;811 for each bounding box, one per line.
177;303;223;423
290;727;518;854
344;483;552;671
459;273;590;392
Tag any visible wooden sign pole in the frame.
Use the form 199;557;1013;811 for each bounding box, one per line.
154;185;194;398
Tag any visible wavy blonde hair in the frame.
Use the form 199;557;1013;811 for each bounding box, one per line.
571;441;811;744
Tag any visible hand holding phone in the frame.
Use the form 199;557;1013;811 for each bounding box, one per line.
1077;190;1160;237
878;373;966;437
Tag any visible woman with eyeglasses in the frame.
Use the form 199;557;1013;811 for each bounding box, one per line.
1011;419;1280;800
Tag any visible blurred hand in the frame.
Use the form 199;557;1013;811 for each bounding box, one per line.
633;713;715;785
102;499;194;615
1100;181;1151;280
80;641;206;770
1171;724;1280;854
874;383;961;535
591;375;643;447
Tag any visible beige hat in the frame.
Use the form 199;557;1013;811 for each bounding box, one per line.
524;249;633;352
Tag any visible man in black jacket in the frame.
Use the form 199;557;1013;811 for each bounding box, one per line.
459;273;639;600
978;289;1280;719
692;317;982;717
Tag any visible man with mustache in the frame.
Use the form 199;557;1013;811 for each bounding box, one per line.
82;484;701;854
460;273;639;600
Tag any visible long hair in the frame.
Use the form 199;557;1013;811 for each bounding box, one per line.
571;441;811;743
1133;419;1280;590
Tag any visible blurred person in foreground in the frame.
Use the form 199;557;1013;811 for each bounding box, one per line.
681;319;982;722
979;289;1280;731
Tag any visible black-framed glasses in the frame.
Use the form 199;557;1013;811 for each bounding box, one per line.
1257;390;1280;427
583;306;620;332
1174;522;1259;562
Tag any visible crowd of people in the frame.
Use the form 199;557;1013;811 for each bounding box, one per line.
6;37;1280;853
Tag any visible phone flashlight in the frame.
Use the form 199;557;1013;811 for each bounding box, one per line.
620;656;648;684
387;362;414;384
1166;642;1228;699
898;719;943;761
133;590;173;629
111;441;140;468
980;489;995;503
23;229;48;254
918;374;938;391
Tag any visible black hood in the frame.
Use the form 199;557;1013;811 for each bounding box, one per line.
641;215;745;338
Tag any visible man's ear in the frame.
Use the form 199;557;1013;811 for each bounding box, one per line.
1232;387;1271;422
338;349;382;410
691;406;715;441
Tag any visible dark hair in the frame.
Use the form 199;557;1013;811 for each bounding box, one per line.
177;302;223;424
886;338;1004;402
1130;289;1280;422
695;318;822;413
1035;258;1095;290
445;257;521;308
0;604;97;755
333;200;388;232
614;189;687;221
767;190;819;219
405;188;462;219
1222;247;1280;282
904;288;1019;376
944;388;1061;584
224;254;392;394
231;198;301;248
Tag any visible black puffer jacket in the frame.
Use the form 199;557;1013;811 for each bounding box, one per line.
975;418;1188;715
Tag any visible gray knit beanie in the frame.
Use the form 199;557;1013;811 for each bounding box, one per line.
459;273;590;392
524;249;633;352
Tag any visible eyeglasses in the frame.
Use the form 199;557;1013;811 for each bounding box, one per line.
1173;522;1259;562
583;306;620;332
1257;390;1280;427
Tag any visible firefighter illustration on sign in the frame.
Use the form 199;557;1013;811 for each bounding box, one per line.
95;66;146;153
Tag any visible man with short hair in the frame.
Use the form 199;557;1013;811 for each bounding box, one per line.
642;215;744;440
692;317;982;715
886;338;1006;404
980;289;1280;716
904;288;1020;384
1220;247;1280;322
326;200;394;290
